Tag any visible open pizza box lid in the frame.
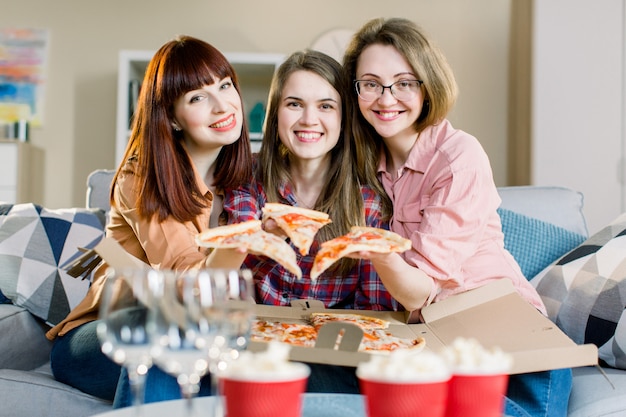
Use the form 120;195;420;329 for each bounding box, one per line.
248;279;598;375
92;238;597;375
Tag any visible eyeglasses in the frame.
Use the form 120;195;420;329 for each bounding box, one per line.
354;79;423;102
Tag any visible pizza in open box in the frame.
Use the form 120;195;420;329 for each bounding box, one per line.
251;312;425;354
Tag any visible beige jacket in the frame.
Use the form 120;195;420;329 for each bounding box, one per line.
46;159;215;340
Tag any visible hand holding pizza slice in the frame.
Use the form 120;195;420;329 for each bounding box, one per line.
261;203;332;256
310;226;411;280
196;220;302;279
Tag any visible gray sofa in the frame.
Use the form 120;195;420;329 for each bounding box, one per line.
0;175;625;416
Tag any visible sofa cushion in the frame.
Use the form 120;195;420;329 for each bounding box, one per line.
568;366;626;417
0;368;112;417
0;304;52;370
531;213;626;369
0;203;105;326
498;208;586;280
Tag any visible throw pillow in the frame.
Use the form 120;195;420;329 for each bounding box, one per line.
497;208;586;280
0;203;106;326
531;212;626;369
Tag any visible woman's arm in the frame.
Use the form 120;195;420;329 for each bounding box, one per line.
365;251;433;312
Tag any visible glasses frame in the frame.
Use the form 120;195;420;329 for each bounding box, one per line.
354;79;424;102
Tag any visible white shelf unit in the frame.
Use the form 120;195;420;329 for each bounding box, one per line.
0;140;43;204
115;50;285;164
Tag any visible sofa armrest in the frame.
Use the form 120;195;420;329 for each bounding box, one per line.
0;304;52;370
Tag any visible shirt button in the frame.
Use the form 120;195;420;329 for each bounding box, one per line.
282;292;289;299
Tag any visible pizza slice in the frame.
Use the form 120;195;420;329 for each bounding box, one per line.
310;226;411;279
310;312;390;331
262;202;331;256
359;329;426;354
196;220;302;278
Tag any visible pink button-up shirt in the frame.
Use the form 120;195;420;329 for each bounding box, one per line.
378;119;546;314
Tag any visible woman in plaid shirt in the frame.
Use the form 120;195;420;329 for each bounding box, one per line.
224;49;400;313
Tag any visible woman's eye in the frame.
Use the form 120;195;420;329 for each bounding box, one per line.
286;101;302;108
320;103;334;111
219;79;233;90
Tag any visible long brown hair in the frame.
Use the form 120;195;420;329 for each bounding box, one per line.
343;18;458;218
113;35;252;222
258;49;364;274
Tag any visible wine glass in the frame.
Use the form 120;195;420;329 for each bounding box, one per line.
149;268;254;417
97;267;163;413
195;269;255;417
148;269;215;415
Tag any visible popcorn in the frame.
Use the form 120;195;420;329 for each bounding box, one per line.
356;349;450;383
221;342;309;381
440;337;513;374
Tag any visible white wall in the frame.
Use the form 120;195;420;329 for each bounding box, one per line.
532;0;625;234
0;0;511;208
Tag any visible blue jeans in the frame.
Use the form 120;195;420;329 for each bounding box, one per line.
50;320;122;401
114;365;213;407
505;368;573;417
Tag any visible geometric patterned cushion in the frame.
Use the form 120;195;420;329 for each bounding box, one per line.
498;208;587;280
531;212;626;369
0;203;105;326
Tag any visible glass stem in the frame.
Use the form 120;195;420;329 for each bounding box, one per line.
211;371;224;417
178;380;200;416
127;365;148;415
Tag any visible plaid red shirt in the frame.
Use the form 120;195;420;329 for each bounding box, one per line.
223;174;401;312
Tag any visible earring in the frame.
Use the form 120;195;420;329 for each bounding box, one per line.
172;123;181;131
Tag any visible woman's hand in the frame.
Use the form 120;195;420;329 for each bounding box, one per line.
261;218;288;239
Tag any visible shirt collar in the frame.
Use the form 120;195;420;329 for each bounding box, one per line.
376;124;439;175
190;156;214;201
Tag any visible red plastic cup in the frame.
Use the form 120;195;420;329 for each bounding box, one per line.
359;376;450;417
445;373;509;417
220;363;310;417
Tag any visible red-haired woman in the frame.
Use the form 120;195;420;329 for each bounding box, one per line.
46;35;253;401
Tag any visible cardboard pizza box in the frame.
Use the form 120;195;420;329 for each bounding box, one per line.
248;279;598;375
92;237;597;375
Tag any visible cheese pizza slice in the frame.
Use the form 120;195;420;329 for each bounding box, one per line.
196;220;302;278
310;226;411;280
262;203;331;256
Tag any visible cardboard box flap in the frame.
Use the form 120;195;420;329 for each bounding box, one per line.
94;237;146;270
420;279;517;323
415;279;598;374
507;344;599;375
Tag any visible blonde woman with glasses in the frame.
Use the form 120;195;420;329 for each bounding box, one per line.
342;17;572;417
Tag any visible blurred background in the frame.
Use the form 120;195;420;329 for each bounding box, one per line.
1;0;623;234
